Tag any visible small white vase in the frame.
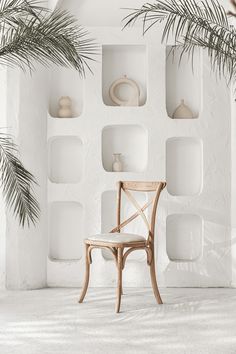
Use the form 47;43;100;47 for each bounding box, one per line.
172;99;194;119
58;96;73;118
112;153;122;172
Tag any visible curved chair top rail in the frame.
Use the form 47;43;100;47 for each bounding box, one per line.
120;181;166;192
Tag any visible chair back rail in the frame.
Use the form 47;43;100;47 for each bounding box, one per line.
122;181;165;192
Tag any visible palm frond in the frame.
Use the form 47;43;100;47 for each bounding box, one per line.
0;0;45;25
123;0;236;81
0;0;98;75
0;133;40;227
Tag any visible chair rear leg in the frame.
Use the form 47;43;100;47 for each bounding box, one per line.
149;254;163;305
79;244;90;303
116;247;123;313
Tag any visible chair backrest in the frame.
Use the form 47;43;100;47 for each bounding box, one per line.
110;181;166;244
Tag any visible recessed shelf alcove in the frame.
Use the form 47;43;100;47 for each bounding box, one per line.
48;136;83;183
102;125;148;172
49;202;83;261
101;190;147;261
49;66;83;118
166;137;203;196
166;214;203;262
102;45;147;106
166;46;201;119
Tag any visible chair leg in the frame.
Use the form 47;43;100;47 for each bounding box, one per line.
149;253;163;305
121;285;124;295
116;247;123;313
79;244;90;303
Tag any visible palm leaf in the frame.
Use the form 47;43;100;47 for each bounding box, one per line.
0;0;98;75
0;133;40;227
123;0;236;81
0;0;45;25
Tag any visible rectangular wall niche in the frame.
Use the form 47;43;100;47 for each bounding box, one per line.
101;190;147;261
166;46;201;119
49;202;83;261
48;136;83;183
102;125;148;172
49;66;83;118
166;137;203;196
166;214;203;262
102;45;147;106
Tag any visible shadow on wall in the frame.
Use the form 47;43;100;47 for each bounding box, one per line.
164;229;232;287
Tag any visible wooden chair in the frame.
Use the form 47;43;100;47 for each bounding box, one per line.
79;181;166;313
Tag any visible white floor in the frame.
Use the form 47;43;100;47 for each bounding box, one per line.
1;288;236;354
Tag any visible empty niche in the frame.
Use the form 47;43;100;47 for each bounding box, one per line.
166;214;203;262
48;136;83;183
101;190;148;261
49;66;83;118
102;45;147;106
102;125;148;172
166;137;203;196
49;202;84;261
166;46;201;119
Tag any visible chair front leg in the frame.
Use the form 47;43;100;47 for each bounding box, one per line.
149;250;163;305
79;244;90;303
116;247;124;313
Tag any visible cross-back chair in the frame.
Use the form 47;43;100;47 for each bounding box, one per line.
79;181;166;313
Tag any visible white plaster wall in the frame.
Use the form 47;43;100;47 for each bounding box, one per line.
48;0;58;10
59;0;147;27
46;24;232;288
231;83;236;287
0;67;7;289
229;15;236;287
5;67;48;289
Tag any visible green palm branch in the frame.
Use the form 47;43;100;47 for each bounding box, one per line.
0;133;39;227
123;0;236;81
0;0;97;74
0;0;97;227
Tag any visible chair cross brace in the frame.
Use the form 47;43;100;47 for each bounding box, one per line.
110;189;154;234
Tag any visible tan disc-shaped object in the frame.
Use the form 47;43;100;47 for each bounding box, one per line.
109;76;140;106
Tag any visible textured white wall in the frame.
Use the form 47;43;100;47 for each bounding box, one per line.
58;0;232;27
0;68;7;289
231;88;236;287
5;68;48;289
59;0;147;27
46;25;231;288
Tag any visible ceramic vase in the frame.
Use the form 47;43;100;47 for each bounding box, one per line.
172;99;194;119
109;75;140;106
58;96;73;118
112;153;122;172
